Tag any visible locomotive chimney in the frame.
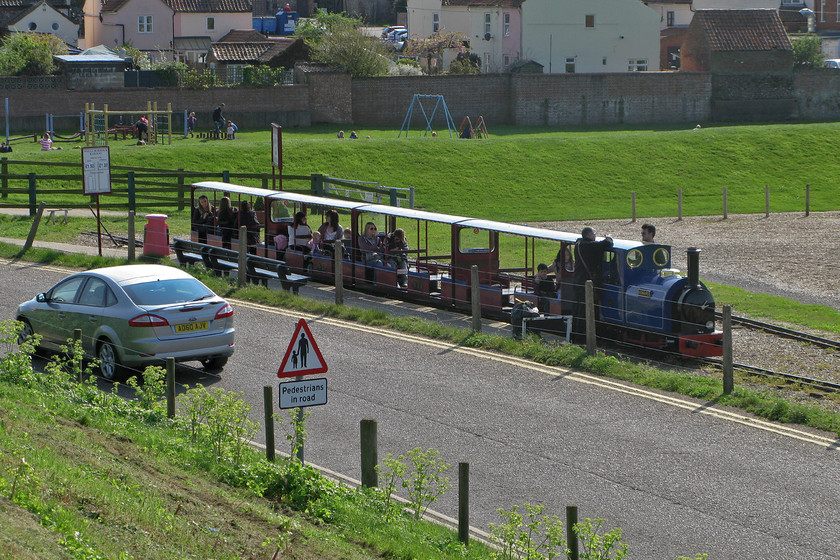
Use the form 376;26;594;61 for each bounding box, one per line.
685;247;701;288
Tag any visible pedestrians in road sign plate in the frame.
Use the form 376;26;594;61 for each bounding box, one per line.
277;318;328;378
279;378;327;409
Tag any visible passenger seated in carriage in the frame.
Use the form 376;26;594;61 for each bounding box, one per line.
533;263;556;312
289;211;312;253
386;228;409;288
358;222;384;269
191;194;215;244
216;196;238;249
318;209;344;256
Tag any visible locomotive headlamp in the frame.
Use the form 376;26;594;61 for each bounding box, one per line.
706;321;715;330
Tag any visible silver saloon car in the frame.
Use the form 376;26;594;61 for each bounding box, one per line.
16;264;235;379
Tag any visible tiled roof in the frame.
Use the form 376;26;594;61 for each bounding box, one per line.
210;40;290;62
693;9;791;52
166;0;251;12
442;0;523;7
218;29;268;42
103;0;251;12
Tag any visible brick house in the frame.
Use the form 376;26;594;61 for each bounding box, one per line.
206;29;306;82
681;9;792;73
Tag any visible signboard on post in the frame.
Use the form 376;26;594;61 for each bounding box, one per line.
82;146;111;256
82;146;111;195
279;377;327;409
277;318;327;379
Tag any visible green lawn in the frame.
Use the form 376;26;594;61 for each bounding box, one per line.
9;121;839;222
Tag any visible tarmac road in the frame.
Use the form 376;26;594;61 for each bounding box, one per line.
3;258;840;559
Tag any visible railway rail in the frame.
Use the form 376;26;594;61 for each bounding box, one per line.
720;312;840;352
700;358;840;394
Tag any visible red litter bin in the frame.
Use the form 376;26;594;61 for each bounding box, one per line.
143;214;170;257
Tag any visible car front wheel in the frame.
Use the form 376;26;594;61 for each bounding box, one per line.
97;340;122;380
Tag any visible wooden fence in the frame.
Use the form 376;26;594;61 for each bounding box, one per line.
0;159;413;216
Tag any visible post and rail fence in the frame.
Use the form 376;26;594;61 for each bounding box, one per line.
0;159;414;215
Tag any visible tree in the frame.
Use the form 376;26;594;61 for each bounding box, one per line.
792;34;824;67
0;32;66;76
403;31;467;75
297;11;391;77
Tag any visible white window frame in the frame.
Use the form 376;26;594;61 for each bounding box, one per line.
433;13;439;33
666;11;675;27
138;15;153;33
565;57;575;73
485;13;491;35
504;13;510;37
821;0;826;22
628;58;648;72
207;16;215;31
483;52;490;72
226;64;244;84
836;1;840;22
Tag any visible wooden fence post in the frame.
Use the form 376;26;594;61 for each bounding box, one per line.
127;171;136;213
678;187;683;221
28;172;36;216
722;187;728;219
166;357;175;418
722;305;733;395
176;168;185;211
238;226;247;287
127;210;135;262
585;280;596;356
264;386;276;462
765;185;770;218
1;157;7;199
334;241;344;305
458;462;470;546
805;184;810;217
471;265;482;333
360;419;378;488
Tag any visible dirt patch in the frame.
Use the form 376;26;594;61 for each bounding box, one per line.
531;211;840;310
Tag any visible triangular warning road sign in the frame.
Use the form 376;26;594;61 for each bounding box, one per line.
277;319;328;379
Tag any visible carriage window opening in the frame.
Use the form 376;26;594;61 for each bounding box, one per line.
653;248;669;267
563;245;574;272
270;200;291;222
458;227;492;253
627;249;643;268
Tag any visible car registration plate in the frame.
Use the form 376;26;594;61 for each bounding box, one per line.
174;321;209;334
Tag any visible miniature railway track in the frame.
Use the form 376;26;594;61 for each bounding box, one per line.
719;312;840;352
81;231;143;247
699;358;840;394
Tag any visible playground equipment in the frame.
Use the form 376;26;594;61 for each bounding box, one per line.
46;112;85;139
85;101;173;146
398;94;457;138
458;116;489;139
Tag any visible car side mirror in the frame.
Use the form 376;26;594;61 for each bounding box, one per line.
36;293;47;303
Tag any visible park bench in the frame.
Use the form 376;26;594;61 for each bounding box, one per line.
172;238;308;293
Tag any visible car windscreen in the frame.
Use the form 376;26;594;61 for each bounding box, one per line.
121;278;214;306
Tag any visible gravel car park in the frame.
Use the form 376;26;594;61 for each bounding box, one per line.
16;264;235;379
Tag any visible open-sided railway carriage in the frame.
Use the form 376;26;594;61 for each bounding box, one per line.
187;181;723;358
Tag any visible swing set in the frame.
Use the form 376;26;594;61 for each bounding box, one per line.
85;101;174;146
458;116;489;139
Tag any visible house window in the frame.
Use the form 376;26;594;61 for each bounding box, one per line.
565;57;575;73
138;15;153;33
483;52;490;72
821;0;826;22
628;58;648;71
602;56;607;65
667;47;680;69
504;54;510;66
836;1;840;22
433;13;439;33
28;22;36;30
485;13;491;35
226;64;244;84
585;14;595;28
504;13;510;37
666;11;675;27
207;17;215;31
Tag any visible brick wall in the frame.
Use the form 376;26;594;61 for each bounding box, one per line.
4;68;840;132
352;75;512;127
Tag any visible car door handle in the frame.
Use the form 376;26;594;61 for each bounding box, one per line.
88;316;99;323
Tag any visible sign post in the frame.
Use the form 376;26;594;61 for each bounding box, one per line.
81;146;111;256
270;123;282;190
